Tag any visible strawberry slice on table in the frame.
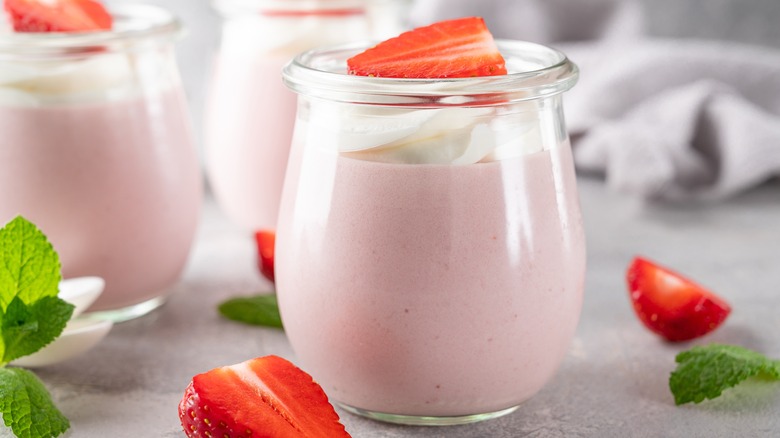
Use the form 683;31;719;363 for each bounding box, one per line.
179;355;351;438
254;230;275;283
347;16;507;78
4;0;113;32
626;256;732;342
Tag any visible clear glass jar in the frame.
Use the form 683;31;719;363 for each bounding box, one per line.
278;41;584;425
205;0;372;232
0;5;202;322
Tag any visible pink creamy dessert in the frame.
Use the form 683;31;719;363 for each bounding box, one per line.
277;141;585;416
0;92;201;311
205;55;295;230
0;5;202;317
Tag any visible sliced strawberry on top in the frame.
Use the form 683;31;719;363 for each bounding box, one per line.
254;230;275;283
4;0;113;32
626;256;731;342
179;355;351;438
347;16;507;78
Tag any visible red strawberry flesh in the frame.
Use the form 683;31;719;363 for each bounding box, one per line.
626;256;731;342
4;0;112;32
347;17;507;78
179;355;350;438
255;230;275;283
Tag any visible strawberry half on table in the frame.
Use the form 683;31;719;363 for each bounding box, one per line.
4;0;113;32
254;230;275;283
179;355;351;438
626;256;732;342
347;16;507;78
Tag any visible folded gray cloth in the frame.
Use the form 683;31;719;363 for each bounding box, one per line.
408;0;643;43
564;40;780;201
408;0;780;201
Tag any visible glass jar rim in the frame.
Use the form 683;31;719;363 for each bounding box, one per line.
283;40;579;106
0;5;181;56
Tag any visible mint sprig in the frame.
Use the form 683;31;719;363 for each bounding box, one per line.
218;294;283;329
670;343;780;405
0;216;74;438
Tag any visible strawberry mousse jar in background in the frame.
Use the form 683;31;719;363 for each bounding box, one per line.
0;5;202;322
205;0;385;231
277;37;585;424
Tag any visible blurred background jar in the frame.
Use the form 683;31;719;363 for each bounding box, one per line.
0;4;202;322
205;0;400;232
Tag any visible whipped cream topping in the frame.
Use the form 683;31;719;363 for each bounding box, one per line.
0;4;182;106
0;53;131;97
307;101;545;165
0;50;176;106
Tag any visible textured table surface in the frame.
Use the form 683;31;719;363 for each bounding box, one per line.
31;177;780;438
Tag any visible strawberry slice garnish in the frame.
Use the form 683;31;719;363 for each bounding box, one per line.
179;355;351;438
4;0;112;32
347;16;507;78
626;256;731;342
254;230;275;283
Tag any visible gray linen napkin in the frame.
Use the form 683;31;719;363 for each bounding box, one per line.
408;0;644;42
564;40;780;201
408;0;780;201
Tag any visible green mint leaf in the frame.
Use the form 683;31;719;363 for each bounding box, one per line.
0;217;73;438
669;343;780;405
0;368;69;438
0;216;61;310
1;297;74;365
218;294;283;329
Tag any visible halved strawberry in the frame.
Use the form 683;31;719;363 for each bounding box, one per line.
4;0;112;33
254;230;275;283
179;355;351;438
626;256;731;342
347;17;507;78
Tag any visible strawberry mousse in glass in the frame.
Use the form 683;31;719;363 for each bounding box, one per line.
205;0;372;231
277;19;585;425
0;4;202;322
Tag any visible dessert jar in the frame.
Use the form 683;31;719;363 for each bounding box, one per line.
205;0;372;231
277;41;584;425
0;5;202;321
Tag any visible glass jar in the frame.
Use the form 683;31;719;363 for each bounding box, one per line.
278;41;584;425
205;0;372;232
0;5;202;322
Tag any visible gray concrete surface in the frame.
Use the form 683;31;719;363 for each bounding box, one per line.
14;2;780;436
33;178;780;437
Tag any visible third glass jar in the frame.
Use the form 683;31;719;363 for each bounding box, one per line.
205;0;375;231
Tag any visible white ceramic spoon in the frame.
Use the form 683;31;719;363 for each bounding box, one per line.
58;276;106;318
11;277;114;368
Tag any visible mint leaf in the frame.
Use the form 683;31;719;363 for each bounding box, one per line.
0;218;72;366
670;343;780;405
0;217;61;310
0;368;69;438
218;294;283;329
1;297;74;365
